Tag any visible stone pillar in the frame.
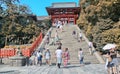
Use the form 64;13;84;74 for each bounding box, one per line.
9;56;26;66
9;48;27;66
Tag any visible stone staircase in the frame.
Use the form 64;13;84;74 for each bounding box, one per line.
45;25;99;64
0;25;109;74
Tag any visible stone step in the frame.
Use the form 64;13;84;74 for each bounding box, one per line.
43;25;99;64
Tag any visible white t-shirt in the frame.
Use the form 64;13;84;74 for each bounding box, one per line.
37;52;42;57
88;42;93;47
79;33;82;37
45;51;51;59
55;49;62;58
78;51;83;58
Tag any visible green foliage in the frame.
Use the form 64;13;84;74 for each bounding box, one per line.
101;29;120;45
0;0;51;47
78;0;120;51
86;25;93;41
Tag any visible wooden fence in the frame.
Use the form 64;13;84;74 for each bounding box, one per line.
0;33;43;58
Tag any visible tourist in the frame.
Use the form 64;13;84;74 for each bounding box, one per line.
79;32;82;42
60;24;63;32
49;38;55;45
54;30;59;45
32;51;38;65
72;30;76;39
110;48;119;74
104;51;113;74
78;48;84;65
48;30;51;38
26;56;29;66
44;48;51;66
104;48;119;74
63;48;70;67
56;20;61;29
46;35;50;45
88;41;93;55
57;41;62;48
37;50;43;66
55;46;63;68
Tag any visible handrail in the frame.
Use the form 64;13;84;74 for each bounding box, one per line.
29;27;53;61
33;27;53;52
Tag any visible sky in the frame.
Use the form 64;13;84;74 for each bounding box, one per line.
20;0;79;16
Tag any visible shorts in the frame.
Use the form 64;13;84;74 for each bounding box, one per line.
89;46;92;48
80;37;82;39
107;62;114;68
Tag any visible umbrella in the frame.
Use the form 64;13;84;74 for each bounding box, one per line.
103;43;117;50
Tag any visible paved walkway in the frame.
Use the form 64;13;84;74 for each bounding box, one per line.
0;64;107;74
0;25;110;74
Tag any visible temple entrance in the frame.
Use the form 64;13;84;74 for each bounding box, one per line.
46;2;80;26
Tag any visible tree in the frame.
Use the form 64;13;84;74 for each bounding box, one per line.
78;0;120;51
0;0;38;46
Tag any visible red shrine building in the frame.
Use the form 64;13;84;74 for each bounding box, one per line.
46;2;81;26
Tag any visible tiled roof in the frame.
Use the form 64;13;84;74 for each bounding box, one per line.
52;2;77;8
37;16;50;21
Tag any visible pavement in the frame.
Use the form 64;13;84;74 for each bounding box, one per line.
0;64;107;74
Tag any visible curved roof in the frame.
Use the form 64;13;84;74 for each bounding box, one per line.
52;2;77;8
46;2;80;15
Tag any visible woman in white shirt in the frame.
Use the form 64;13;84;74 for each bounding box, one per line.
44;48;51;66
55;47;63;68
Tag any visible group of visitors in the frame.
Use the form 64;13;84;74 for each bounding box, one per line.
56;20;64;32
49;30;60;46
72;30;94;55
55;40;85;68
72;30;83;42
31;48;51;66
55;47;70;68
31;47;84;68
55;45;84;68
30;23;87;69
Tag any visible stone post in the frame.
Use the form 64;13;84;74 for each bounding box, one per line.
9;47;26;66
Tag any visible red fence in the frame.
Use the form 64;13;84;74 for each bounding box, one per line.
22;33;43;57
0;33;43;58
0;49;16;58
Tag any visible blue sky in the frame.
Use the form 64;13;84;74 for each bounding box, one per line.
20;0;79;16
